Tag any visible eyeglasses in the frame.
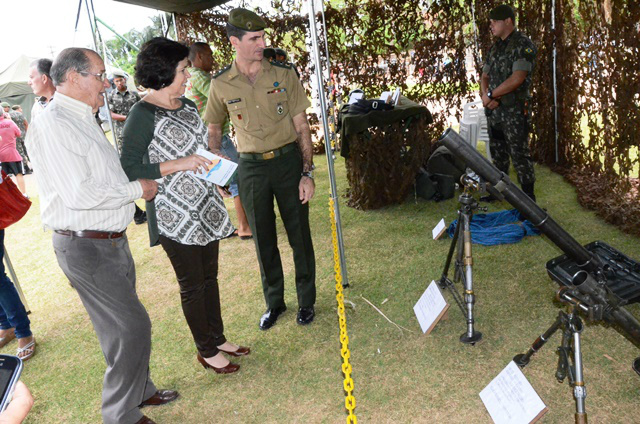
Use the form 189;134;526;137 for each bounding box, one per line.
79;71;108;81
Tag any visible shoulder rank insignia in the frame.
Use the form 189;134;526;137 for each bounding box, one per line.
212;64;232;79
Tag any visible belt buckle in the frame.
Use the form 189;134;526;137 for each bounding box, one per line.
262;151;275;160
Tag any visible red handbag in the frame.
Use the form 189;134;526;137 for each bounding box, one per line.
0;170;31;229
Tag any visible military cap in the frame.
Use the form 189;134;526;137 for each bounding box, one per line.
1;102;10;108
11;105;20;110
228;8;267;32
111;69;127;79
489;5;516;21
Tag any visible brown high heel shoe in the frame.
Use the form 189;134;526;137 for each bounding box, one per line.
197;353;240;374
218;345;251;357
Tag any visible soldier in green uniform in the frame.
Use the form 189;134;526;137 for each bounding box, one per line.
107;71;141;153
204;8;316;330
9;105;31;174
480;4;537;201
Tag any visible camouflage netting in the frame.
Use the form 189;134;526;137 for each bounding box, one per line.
176;0;640;228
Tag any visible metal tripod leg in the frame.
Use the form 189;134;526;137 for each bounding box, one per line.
438;210;462;290
514;309;588;424
459;211;482;344
514;311;564;367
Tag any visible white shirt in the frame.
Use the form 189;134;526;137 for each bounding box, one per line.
25;92;142;232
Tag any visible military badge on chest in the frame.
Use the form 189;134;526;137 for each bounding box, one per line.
276;103;284;115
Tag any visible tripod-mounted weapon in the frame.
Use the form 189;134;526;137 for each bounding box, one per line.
438;173;487;345
440;128;640;423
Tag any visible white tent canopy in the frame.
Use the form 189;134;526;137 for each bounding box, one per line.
0;55;37;121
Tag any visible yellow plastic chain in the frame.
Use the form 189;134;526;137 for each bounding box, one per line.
329;197;357;424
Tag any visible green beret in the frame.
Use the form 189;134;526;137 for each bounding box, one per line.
1;102;10;108
489;5;515;21
228;8;267;32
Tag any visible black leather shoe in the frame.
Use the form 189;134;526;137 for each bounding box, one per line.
134;211;147;225
259;306;287;330
139;389;179;408
296;307;315;325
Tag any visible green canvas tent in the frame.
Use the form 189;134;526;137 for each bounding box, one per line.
0;55;38;122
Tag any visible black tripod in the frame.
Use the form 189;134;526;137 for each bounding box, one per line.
513;288;589;424
439;175;485;344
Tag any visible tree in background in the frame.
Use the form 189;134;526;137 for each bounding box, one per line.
103;13;175;77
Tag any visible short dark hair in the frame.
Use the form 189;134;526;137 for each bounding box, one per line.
50;48;94;86
135;37;189;90
226;23;247;41
189;42;211;62
30;58;53;77
263;48;276;60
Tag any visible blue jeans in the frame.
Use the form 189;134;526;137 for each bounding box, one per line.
0;230;31;339
220;134;239;197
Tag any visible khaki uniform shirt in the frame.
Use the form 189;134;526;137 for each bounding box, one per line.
204;59;310;153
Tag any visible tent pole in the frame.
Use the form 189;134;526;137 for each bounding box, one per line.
552;0;559;163
308;0;349;288
85;0;117;153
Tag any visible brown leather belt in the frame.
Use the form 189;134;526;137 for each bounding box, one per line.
54;230;125;239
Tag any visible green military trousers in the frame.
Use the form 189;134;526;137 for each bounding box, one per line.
237;147;316;310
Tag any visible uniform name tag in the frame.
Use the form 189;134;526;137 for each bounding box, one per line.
227;98;241;104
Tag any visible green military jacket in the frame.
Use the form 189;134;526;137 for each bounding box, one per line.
482;30;536;120
204;59;310;154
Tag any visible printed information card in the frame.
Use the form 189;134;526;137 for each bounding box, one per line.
479;361;548;424
190;148;238;186
414;280;449;335
432;218;446;240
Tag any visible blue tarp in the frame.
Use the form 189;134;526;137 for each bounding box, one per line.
447;209;540;246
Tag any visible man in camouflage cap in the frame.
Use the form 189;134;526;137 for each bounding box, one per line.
1;102;10;114
480;4;538;201
205;8;317;330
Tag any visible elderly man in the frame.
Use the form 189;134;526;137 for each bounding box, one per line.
205;8;316;330
186;41;252;239
26;58;56;121
25;47;177;424
480;4;537;201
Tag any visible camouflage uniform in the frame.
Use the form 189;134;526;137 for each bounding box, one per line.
107;89;141;152
9;110;30;172
483;30;537;185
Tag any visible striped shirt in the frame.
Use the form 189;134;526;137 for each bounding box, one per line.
25;92;142;232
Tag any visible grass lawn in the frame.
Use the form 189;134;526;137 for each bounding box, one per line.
4;152;640;423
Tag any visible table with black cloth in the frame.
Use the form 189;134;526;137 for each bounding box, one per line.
339;96;433;210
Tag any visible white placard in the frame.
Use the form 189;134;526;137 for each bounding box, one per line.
432;218;446;240
414;281;449;335
479;361;548;424
190;148;238;186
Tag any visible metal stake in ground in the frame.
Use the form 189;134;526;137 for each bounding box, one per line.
438;173;484;345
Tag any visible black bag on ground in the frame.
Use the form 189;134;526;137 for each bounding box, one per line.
415;171;455;201
426;145;466;183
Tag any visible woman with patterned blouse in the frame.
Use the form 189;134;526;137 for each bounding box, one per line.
121;37;248;374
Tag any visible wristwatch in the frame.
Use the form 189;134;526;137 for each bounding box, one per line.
487;91;494;100
301;171;314;179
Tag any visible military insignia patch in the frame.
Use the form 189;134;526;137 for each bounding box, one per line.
525;47;533;54
274;82;279;87
276;103;284;115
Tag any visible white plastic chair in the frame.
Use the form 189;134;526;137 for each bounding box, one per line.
460;101;491;160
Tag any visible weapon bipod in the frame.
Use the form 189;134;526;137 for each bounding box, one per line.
438;179;485;344
513;291;588;424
